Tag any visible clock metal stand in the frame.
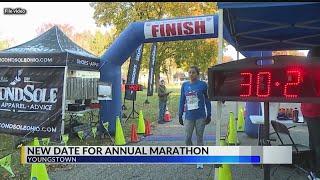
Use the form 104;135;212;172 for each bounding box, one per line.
124;99;139;123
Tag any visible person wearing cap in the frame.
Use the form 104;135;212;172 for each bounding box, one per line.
157;79;172;124
301;46;320;180
178;66;211;169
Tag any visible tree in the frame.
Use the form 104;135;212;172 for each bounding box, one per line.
36;23;75;38
223;55;233;63
272;50;305;56
73;30;92;52
36;23;114;57
36;23;90;51
0;40;11;50
36;23;91;50
90;2;219;88
89;29;115;56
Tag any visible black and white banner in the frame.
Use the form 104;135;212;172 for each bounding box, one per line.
0;52;100;71
124;44;144;100
67;53;100;71
0;67;64;139
147;43;157;96
0;52;66;66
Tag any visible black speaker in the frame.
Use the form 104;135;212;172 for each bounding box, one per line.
68;104;86;111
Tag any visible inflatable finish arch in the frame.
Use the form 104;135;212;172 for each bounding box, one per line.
100;15;220;135
99;14;264;135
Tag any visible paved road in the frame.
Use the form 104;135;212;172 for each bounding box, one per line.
49;102;310;180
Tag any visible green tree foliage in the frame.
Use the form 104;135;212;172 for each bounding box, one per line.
89;29;115;57
90;2;218;86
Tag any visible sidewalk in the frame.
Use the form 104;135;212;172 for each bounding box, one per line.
49;102;310;180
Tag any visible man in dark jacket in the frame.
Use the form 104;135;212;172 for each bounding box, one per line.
158;79;172;124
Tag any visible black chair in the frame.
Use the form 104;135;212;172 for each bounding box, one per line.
271;120;313;179
84;99;92;107
75;99;83;104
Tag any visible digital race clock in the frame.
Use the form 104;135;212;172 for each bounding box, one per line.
125;84;144;91
208;55;320;103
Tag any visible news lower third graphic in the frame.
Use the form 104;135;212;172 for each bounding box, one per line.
21;146;292;164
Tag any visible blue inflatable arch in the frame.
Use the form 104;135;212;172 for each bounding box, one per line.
99;14;267;136
100;15;221;135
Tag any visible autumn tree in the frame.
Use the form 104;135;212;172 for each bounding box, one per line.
223;55;233;63
36;23;93;52
272;50;305;56
90;2;219;87
36;23;114;57
36;23;92;52
73;30;92;52
36;23;75;38
0;39;11;50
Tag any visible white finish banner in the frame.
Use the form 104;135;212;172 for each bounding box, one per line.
144;16;214;39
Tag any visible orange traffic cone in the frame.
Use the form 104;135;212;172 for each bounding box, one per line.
130;123;139;143
145;120;152;136
164;110;171;122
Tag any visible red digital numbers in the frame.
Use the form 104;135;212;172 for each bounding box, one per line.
129;85;139;91
126;84;142;91
284;70;301;98
256;72;271;97
240;69;301;98
240;72;252;97
129;85;136;91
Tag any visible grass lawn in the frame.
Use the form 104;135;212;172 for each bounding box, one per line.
0;84;181;179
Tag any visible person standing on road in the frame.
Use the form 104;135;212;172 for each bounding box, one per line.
301;47;320;180
178;66;211;169
158;79;172;124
